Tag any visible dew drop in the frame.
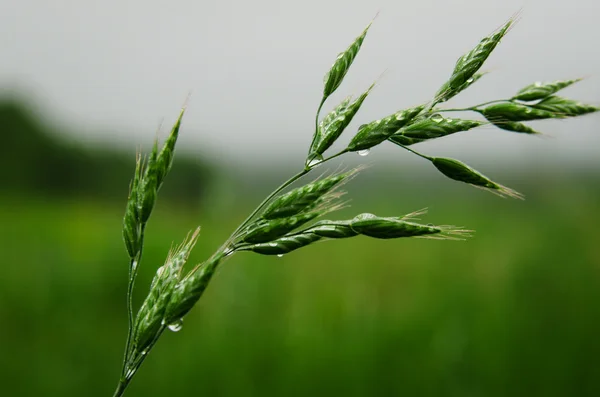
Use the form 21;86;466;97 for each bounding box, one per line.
156;266;164;277
358;149;370;157
277;254;284;258
430;113;444;123
467;77;474;84
306;154;323;168
168;319;183;332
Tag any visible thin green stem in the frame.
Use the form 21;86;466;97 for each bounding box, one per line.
437;99;510;113
307;96;327;156
112;378;129;397
397;144;433;161
320;148;349;164
121;225;146;378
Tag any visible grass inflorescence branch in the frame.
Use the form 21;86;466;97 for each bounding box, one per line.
112;12;598;396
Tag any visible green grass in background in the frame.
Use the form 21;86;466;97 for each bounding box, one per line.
1;177;599;396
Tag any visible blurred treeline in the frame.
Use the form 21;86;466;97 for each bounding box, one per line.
1;97;600;397
0;98;212;203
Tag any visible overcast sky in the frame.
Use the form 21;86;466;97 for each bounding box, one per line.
2;0;599;167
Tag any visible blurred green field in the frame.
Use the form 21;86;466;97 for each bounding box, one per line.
1;174;600;397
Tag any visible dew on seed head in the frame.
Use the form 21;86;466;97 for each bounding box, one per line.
307;157;322;168
168;319;183;332
467;77;474;84
358;149;370;157
277;254;284;258
156;266;164;277
431;113;444;123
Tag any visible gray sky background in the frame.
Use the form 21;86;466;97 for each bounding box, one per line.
2;0;599;168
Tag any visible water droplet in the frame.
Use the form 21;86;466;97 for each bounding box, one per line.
277;254;284;258
467;77;474;84
358;149;370;157
430;113;444;123
156;266;164;277
306;154;323;169
168;319;183;332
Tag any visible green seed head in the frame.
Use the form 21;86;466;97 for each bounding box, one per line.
431;157;524;199
349;213;471;240
347;105;425;151
435;17;514;103
163;253;224;325
306;220;359;238
242;233;323;255
308;83;375;163
243;212;320;244
156;107;185;189
531;96;599;117
132;228;200;352
512;79;582;101
394;116;484;143
322;20;373;100
261;169;356;220
122;153;144;259
480;102;563;122
487;119;540;134
435;71;488;104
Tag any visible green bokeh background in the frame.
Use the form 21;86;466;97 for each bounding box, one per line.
1;99;599;396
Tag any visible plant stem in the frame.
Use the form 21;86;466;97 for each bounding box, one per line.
112;378;130;397
121;227;145;377
438;99;509;113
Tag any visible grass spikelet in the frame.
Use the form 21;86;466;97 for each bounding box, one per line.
512;79;583;101
349;213;442;239
322;19;374;101
155;107;185;189
486;118;541;134
239;233;323;255
347;105;425;151
479;102;560;122
435;71;489;104
304;220;358;238
242;212;321;244
132;228;200;353
308;82;376;164
430;157;524;199
393;115;484;143
123;152;144;259
261;168;358;220
163;253;224;327
530;96;599;117
434;16;516;103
